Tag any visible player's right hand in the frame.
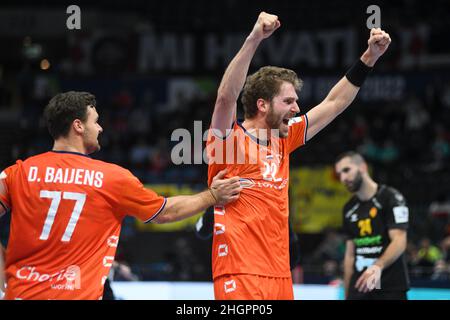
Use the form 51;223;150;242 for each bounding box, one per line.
250;11;281;40
210;169;242;205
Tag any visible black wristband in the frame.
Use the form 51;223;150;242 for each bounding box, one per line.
345;59;372;87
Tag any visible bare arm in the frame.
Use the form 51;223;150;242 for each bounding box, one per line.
152;170;242;224
374;229;407;270
344;240;355;299
355;229;407;293
211;12;280;135
305;28;391;142
153;191;217;224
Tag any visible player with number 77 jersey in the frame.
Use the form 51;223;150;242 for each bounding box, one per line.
0;91;242;300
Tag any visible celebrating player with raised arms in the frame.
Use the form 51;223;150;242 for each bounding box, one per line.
207;12;391;299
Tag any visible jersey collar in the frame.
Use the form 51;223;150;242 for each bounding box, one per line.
50;150;92;158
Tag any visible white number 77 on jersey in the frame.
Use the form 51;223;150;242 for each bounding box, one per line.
39;190;86;242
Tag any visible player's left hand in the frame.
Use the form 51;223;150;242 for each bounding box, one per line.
355;265;382;293
367;28;391;59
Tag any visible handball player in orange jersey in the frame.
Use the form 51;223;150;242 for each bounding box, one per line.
207;12;391;299
0;91;241;300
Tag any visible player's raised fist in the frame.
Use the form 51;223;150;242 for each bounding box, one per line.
367;27;391;59
250;11;281;40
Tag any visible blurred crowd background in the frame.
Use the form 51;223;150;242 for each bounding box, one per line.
1;0;450;289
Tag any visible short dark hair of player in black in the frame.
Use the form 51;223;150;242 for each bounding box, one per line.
335;151;366;166
335;151;410;300
44;91;97;140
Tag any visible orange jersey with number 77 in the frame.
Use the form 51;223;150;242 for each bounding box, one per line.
0;151;166;300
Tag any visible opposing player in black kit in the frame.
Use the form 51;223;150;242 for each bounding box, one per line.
335;151;409;300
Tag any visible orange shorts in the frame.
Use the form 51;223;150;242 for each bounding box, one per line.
214;274;294;300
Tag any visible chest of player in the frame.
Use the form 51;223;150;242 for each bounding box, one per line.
345;200;389;240
241;153;289;183
232;136;290;181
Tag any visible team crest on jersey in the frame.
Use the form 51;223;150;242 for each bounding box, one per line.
369;207;378;218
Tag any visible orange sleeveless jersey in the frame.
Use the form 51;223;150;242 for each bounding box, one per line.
207;116;308;279
0;151;166;300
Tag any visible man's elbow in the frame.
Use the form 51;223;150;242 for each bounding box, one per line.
151;210;175;224
399;237;408;252
215;92;235;107
392;233;408;252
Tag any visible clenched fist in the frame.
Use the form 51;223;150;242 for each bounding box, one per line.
368;28;391;58
249;11;281;41
362;27;392;66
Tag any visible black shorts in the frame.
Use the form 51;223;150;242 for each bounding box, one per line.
102;278;116;300
347;289;408;300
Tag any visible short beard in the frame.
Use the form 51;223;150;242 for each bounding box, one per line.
266;102;281;129
266;102;288;138
347;171;363;193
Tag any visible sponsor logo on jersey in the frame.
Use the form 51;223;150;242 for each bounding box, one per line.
356;246;383;255
354;235;383;247
254;179;289;190
16;265;81;290
355;255;377;272
239;178;255;189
